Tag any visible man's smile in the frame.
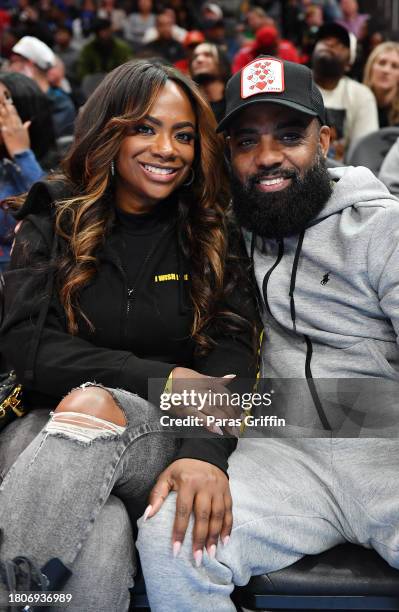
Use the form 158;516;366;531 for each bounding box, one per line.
255;176;292;191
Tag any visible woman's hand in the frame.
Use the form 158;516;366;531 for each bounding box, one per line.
0;96;31;157
144;458;233;565
168;367;241;436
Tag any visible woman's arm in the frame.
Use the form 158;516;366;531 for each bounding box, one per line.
1;218;175;397
146;225;261;559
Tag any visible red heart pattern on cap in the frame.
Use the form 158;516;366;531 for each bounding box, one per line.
241;57;284;98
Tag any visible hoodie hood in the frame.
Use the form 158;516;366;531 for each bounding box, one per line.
314;166;399;222
13;179;75;221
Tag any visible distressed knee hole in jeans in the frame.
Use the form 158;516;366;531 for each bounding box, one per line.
44;412;126;444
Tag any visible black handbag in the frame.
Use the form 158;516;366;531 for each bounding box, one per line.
0;370;27;432
0;216;59;433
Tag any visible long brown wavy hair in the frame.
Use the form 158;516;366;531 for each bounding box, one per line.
53;60;249;353
363;42;399;126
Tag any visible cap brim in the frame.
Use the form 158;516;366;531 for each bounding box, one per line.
216;98;318;133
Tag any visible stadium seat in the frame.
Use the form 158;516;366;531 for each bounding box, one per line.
345;127;399;176
130;544;399;611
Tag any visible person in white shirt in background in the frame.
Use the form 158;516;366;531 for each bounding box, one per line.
312;22;378;161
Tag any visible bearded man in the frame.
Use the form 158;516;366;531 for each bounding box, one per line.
311;22;378;160
137;58;399;611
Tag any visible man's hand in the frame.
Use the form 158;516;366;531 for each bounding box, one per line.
0;97;31;158
144;458;233;565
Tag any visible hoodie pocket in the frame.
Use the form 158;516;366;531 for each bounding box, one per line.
364;339;399;380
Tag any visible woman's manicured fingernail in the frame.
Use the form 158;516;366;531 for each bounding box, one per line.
210;425;224;435
173;541;181;558
223;535;230;546
223;374;236;378
143;505;153;522
194;549;203;567
208;544;216;559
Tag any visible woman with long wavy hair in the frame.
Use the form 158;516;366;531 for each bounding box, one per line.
0;60;257;610
363;41;399;128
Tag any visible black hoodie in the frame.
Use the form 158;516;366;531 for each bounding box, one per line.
1;180;258;473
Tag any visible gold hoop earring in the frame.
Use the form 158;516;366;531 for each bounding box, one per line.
182;168;194;187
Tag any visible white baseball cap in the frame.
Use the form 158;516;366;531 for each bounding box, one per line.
203;3;223;20
12;36;56;70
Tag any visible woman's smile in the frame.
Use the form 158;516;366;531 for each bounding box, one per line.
138;161;182;182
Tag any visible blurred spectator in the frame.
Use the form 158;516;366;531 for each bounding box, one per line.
47;57;72;95
0;8;10;37
10;2;53;47
363;42;399;128
97;0;126;36
246;6;274;35
36;0;65;36
201;3;224;24
200;2;239;61
174;29;205;74
337;0;369;39
0;72;56;170
312;23;378;160
9;36;76;137
168;0;195;30
53;25;79;85
300;4;324;64
281;0;303;44
143;11;185;64
0;72;56;271
79;0;97;38
143;8;187;44
352;18;386;79
0;27;19;61
250;0;281;23
379;137;399;196
232;25;300;73
189;42;230;122
123;0;156;50
57;0;81;25
322;0;343;21
77;18;132;82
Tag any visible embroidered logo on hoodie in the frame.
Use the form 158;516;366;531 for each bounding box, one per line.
320;272;330;286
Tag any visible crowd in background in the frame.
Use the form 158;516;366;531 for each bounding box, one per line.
0;0;399;267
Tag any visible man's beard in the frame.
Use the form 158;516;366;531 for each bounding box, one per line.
230;152;332;239
312;52;345;79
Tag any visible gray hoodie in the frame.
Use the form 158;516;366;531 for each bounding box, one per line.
245;166;399;434
379;137;399;197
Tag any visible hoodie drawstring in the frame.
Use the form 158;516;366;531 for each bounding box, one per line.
288;229;305;333
250;232;264;314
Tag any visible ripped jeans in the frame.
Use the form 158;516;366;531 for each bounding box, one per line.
0;385;178;612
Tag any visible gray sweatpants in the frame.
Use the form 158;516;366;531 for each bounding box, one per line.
137;437;399;612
